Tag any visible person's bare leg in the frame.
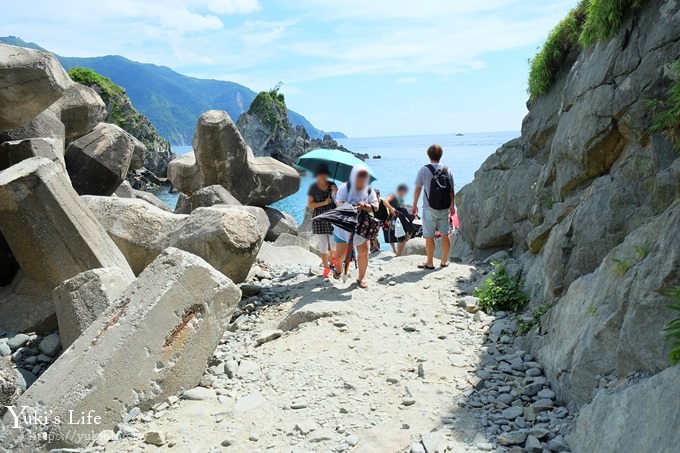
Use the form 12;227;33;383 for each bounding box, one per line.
425;237;435;267
396;237;409;256
357;242;369;286
320;252;329;268
440;234;451;266
334;243;348;278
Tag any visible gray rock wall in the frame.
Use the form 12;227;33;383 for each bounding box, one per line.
457;0;680;428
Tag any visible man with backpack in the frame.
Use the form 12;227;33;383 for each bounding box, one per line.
411;144;455;269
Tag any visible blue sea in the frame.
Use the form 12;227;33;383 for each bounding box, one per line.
153;131;518;223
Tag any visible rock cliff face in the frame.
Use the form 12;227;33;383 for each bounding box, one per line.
67;67;174;177
458;1;680;450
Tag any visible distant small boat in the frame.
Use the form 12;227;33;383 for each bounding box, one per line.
372;155;382;159
455;133;464;136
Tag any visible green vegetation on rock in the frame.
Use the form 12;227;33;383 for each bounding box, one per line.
528;1;588;100
528;0;644;100
580;0;642;46
648;61;680;152
664;286;680;365
474;263;528;313
248;85;289;133
68;67;170;157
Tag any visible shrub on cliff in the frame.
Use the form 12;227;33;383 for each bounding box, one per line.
68;67;172;173
248;85;289;133
528;0;644;100
528;1;589;100
474;263;528;313
580;0;643;46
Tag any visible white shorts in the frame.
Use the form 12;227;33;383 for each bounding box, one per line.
312;234;335;252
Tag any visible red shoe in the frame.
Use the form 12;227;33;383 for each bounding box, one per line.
323;266;331;278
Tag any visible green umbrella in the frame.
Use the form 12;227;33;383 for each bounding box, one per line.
296;149;377;184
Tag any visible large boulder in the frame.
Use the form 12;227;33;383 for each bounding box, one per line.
264;207;298;241
174;184;241;214
64;122;141;196
0;157;134;289
532;200;680;405
81;196;185;275
52;267;133;349
83;197;268;283
0;137;64;172
0;158;134;332
0;44;70;131
13;248;241;448
167;110;299;207
0;109;66;153
569;366;680;453
172;206;268;283
48;82;106;141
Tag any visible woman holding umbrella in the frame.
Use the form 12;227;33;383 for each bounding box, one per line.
333;164;379;288
306;163;337;276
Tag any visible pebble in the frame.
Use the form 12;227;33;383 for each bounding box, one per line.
401;397;416;406
344;434;359;446
221;439;235;447
496;431;527;446
500;406;524;420
256;329;282;346
290;401;308;409
182;387;216;401
224;360;239;378
0;343;11;357
7;334;30;351
525;434;542;452
525;367;542;377
295;421;316;435
38;333;61;356
537;388;556;400
144;430;166;446
410;442;426;453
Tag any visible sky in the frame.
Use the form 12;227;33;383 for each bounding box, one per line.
1;0;576;137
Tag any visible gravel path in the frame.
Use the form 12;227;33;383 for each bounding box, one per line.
104;254;574;453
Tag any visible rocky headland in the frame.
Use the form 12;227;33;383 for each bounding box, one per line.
237;87;367;167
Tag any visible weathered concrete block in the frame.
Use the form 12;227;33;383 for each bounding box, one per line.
48;82;106;141
0;44;70;131
0;109;66;154
172;206;268;283
0;270;56;333
13;248;240;448
81;196;185;275
167;110;299;207
0;157;134;289
0;137;65;172
52;268;133;348
174;184;242;214
65;122;141;196
84;197;268;283
264;207;298;241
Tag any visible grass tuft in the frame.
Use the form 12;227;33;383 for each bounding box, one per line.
648;61;680;152
664;286;680;365
528;1;588;100
580;0;642;47
528;0;644;99
248;83;288;133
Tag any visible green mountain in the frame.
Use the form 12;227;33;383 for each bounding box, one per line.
0;36;332;145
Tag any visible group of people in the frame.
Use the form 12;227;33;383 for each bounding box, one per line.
306;144;456;289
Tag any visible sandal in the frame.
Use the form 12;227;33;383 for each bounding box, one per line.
418;264;436;270
440;263;449;268
333;270;342;280
357;280;368;289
